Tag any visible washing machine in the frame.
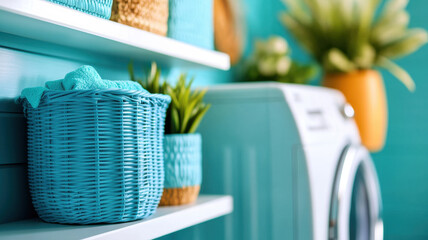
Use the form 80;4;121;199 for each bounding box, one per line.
186;82;383;240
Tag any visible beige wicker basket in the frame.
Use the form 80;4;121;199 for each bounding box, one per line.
159;185;200;206
110;0;168;36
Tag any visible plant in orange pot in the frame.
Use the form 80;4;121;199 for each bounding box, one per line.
281;0;427;152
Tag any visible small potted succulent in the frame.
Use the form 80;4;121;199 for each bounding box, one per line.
245;36;318;84
129;63;210;205
281;0;427;151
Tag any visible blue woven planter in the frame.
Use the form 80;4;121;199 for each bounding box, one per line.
46;0;113;19
159;134;202;205
22;89;170;224
163;134;202;188
168;0;214;49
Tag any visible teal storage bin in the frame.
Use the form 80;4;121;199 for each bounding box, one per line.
168;0;214;49
22;89;170;224
46;0;113;19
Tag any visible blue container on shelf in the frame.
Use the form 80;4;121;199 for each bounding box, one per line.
22;89;170;224
159;133;202;206
163;134;202;189
168;0;214;49
46;0;113;19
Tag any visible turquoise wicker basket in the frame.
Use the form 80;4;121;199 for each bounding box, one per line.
168;0;214;49
46;0;113;19
22;89;170;224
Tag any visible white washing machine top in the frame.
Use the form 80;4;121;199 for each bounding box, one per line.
205;82;361;145
195;82;383;240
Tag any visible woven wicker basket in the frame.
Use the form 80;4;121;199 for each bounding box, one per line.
110;0;169;36
47;0;113;19
159;134;202;206
22;89;170;224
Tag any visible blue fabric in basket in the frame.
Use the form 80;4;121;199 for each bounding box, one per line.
163;133;202;188
20;65;145;108
46;0;113;19
168;0;214;49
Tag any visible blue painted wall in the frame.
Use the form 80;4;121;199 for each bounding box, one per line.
237;0;428;239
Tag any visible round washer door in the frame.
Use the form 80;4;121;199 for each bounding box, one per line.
329;145;384;240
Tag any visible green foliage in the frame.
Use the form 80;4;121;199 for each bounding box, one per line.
281;0;428;91
128;62;168;94
166;75;211;134
128;62;210;134
245;36;318;84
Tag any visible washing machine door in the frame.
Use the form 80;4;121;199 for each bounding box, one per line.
329;145;383;240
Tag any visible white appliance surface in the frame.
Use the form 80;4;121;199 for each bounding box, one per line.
192;82;382;240
279;84;361;240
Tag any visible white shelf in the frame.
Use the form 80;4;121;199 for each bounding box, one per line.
0;0;230;70
0;195;233;240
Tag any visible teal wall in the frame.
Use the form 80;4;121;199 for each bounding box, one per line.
237;0;428;239
0;0;426;238
373;1;428;238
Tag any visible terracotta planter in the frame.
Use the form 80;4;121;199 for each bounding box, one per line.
323;70;387;152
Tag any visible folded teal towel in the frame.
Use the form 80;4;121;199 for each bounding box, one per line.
20;65;145;108
20;87;47;109
45;79;64;90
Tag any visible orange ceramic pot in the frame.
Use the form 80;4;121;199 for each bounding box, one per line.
323;70;387;152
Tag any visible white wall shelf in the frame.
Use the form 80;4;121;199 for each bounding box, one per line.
0;195;233;240
0;0;230;70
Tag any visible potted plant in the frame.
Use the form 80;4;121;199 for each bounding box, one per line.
245;36;318;84
281;0;427;151
129;63;210;205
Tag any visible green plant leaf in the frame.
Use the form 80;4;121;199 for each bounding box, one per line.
164;74;210;134
153;69;160;93
186;77;195;89
128;62;211;134
187;104;211;134
350;0;379;59
171;107;180;133
128;62;136;81
354;44;376;69
379;28;428;59
179;92;192;132
376;56;415;91
323;48;356;73
181;99;197;134
280;13;318;58
280;0;423;90
382;0;409;18
281;0;311;24
372;11;409;46
167;87;180;109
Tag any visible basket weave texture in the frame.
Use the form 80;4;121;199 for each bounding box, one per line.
47;0;113;19
168;0;213;49
160;134;202;205
23;89;170;224
110;0;169;36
